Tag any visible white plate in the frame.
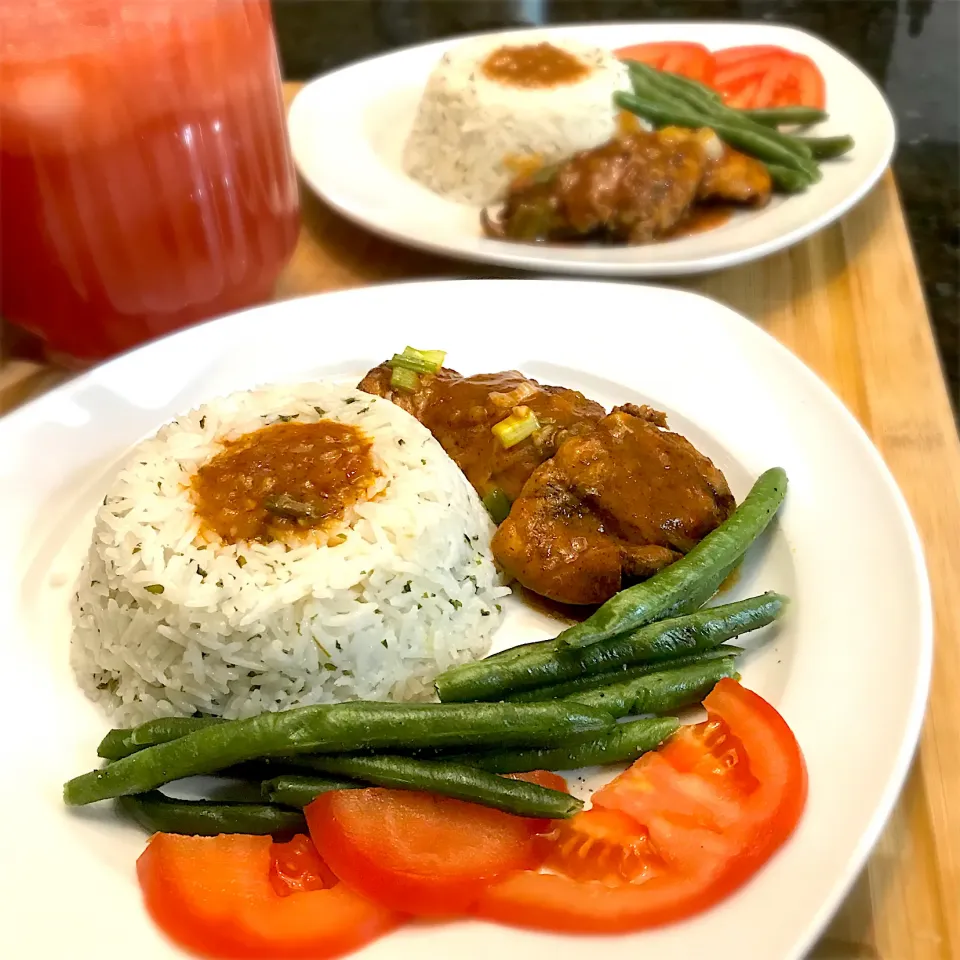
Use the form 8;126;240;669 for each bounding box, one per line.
288;23;896;277
0;279;929;960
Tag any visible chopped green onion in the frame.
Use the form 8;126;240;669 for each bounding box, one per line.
482;487;512;524
492;406;540;449
404;346;446;369
390;366;420;393
387;346;446;375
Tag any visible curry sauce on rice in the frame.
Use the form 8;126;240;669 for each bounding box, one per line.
71;383;509;724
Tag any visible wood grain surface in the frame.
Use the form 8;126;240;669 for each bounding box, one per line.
1;82;957;959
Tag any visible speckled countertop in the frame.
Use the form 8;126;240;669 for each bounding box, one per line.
271;0;959;410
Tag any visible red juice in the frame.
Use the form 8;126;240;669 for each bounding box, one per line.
0;0;300;363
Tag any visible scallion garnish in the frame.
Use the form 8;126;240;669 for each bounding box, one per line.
390;365;421;392
387;346;446;375
492;406;540;448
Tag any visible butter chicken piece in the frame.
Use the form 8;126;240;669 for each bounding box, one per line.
491;404;735;605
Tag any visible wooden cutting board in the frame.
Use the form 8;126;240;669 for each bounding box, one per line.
2;81;958;960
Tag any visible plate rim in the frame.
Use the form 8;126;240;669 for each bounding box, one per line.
0;278;933;959
287;21;898;278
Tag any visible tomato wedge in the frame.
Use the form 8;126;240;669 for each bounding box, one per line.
137;833;400;960
306;772;567;917
713;45;784;69
270;834;339;895
615;41;716;84
475;680;806;933
713;48;826;109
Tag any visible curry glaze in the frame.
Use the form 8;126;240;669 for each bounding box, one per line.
482;42;589;88
191;420;377;544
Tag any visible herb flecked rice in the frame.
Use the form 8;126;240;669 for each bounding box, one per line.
71;382;509;725
402;32;632;206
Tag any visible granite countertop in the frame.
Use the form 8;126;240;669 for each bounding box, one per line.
272;0;959;409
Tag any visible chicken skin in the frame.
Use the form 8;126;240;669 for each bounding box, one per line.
490;404;735;604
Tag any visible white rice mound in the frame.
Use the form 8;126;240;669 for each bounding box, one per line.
402;32;632;206
71;383;510;725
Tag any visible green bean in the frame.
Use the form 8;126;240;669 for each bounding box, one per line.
767;164;813;193
265;757;582;819
63;701;614;806
744;106;829;127
797;135;856;160
504;645;742;702
452;717;679;774
436;593;786;703
626;61;722;118
98;717;224;761
470;619;735;689
624;60;723;109
260;775;361;807
556;467;787;648
624;64;817;163
564;657;739;717
615;91;821;183
481;637;562;666
625;64;707;116
116;791;306;838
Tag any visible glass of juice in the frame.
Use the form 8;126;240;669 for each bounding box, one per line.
0;0;300;365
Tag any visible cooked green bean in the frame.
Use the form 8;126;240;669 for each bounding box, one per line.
767;164;813;193
98;717;224;761
797;135;856;160
436;593;785;703
555;468;787;649
116;791;306;838
744;106;829;127
624;64;817;162
265;757;583;819
623;60;723;110
260;775;361;807
452;716;679;774
504;645;742;702
564;657;739;717
64;701;614;806
483;595;739;682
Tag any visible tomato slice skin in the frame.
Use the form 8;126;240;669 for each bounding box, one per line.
475;679;806;934
137;833;400;960
615;41;716;84
723;76;763;109
713;44;784;69
305;785;550;916
713;48;826;109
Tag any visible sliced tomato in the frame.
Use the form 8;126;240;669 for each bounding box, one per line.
713;44;784;69
270;834;339;896
475;680;806;933
305;782;555;916
723;76;763;109
713;48;826;108
137;833;400;960
614;41;716;84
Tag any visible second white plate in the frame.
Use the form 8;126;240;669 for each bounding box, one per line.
288;22;896;277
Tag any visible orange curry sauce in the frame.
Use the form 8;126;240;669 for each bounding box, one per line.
482;42;589;87
191;420;378;544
